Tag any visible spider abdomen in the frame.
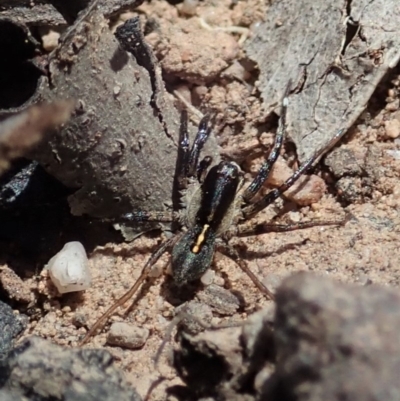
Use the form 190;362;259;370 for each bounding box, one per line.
171;226;217;285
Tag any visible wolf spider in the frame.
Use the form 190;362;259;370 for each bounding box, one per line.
80;87;345;345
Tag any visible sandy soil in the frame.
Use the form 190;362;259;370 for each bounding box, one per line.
2;1;399;400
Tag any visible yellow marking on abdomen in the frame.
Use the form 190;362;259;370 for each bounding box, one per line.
192;224;210;254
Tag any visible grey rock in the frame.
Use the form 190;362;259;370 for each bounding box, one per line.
0;389;25;401
174;326;243;398
0;300;27;359
175;300;213;336
174;273;400;401
173;305;275;400
0;336;141;401
263;272;400;401
196;284;241;316
324;147;364;178
336;176;367;203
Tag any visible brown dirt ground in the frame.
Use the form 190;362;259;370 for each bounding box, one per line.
2;1;400;400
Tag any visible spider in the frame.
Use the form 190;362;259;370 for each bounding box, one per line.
79;83;346;345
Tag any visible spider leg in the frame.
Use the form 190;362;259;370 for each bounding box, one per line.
187;114;212;177
197;155;213;183
119;210;177;223
79;235;177;345
230;213;349;237
216;241;275;300
242;128;345;219
242;81;291;203
175;111;212;191
176;110;191;191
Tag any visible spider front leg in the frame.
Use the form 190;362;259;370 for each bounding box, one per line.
119;111;212;224
242;81;291;203
176;110;212;191
242;128;345;219
230;212;350;237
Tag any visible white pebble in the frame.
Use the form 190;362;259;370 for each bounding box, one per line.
107;322;149;349
47;242;91;294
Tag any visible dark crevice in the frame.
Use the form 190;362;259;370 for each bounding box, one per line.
0;160;121;275
0;20;42;109
341;0;359;56
115;17;175;142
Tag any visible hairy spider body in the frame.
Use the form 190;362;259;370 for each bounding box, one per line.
80;86;346;345
172;161;241;284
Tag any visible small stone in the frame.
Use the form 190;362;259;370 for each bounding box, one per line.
336;176;365;203
175;301;213;335
385;99;399;111
0;301;27;358
179;0;199;16
200;269;215;286
384;119;400;139
41;29;60;52
0;266;32;303
113;85;121;96
1;337;141;400
196;284;241;316
268;157;326;205
285;174;326;206
72;312;87;328
324;147;364;178
107;322;149;349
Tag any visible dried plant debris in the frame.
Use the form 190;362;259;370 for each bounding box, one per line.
0;101;74;175
33;8;219;219
245;0;400;160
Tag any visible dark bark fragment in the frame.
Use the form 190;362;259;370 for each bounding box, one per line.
0;0;145;26
31;9;218;218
